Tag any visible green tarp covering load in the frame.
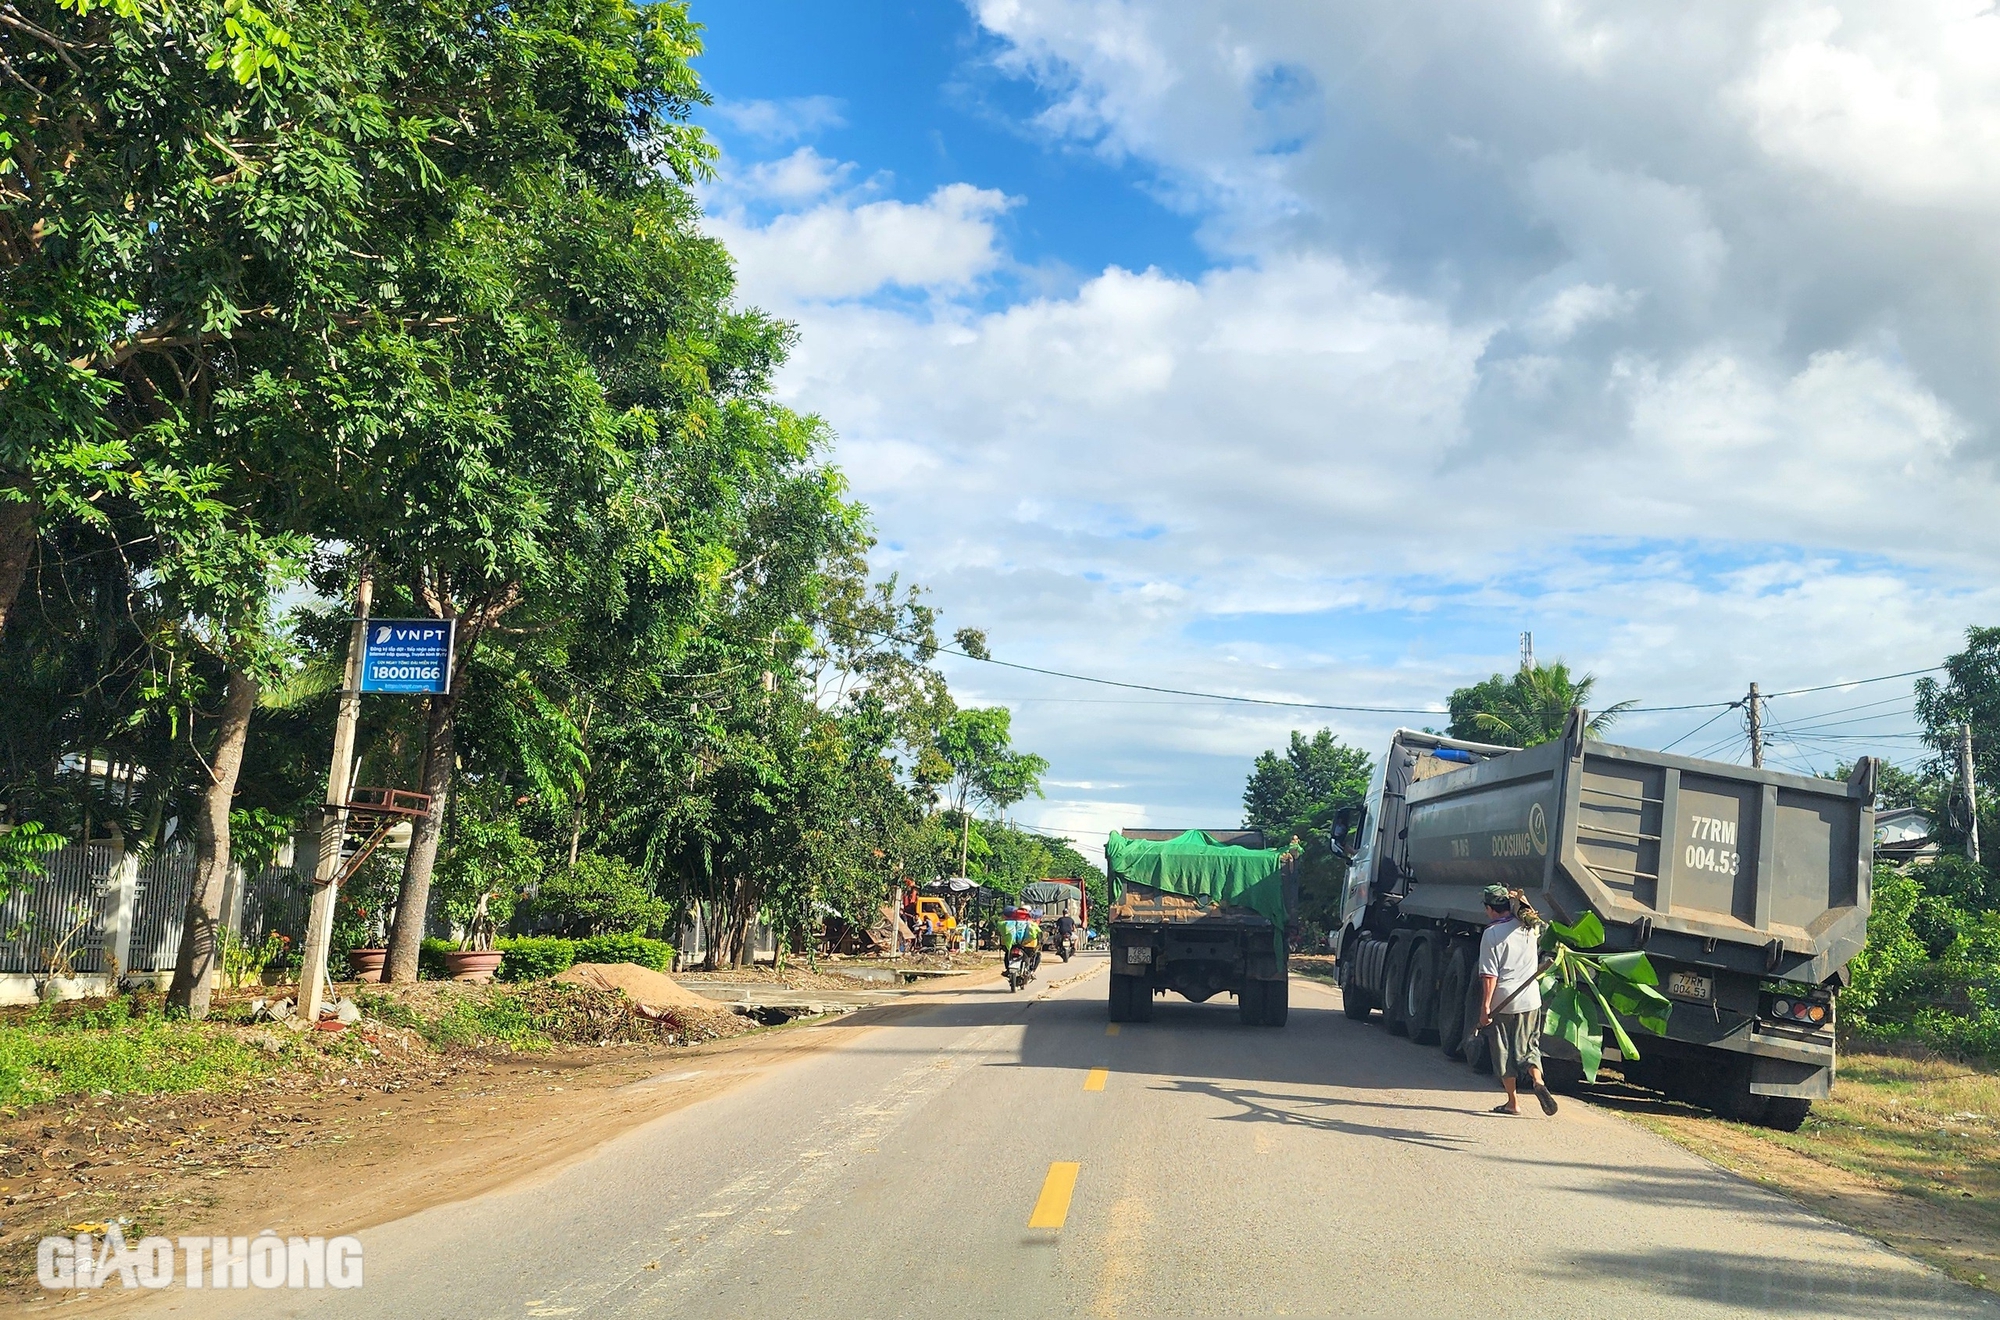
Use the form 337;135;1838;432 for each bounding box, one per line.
1104;830;1287;958
1021;881;1083;917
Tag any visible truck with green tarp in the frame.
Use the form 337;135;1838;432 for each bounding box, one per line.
1104;829;1295;1025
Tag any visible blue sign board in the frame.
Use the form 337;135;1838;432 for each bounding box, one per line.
359;620;456;694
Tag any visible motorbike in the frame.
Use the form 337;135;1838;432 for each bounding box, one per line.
1004;944;1041;992
1055;931;1075;962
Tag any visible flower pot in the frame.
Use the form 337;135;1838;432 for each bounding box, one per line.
346;948;389;982
445;949;504;983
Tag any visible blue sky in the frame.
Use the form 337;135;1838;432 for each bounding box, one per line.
688;1;2000;845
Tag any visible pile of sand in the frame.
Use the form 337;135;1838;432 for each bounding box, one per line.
555;963;715;1012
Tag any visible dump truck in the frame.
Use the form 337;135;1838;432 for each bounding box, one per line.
1105;829;1296;1025
1331;709;1876;1130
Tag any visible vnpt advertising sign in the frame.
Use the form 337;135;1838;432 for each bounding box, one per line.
359;620;456;694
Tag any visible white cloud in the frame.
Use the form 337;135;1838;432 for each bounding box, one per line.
710;95;847;143
705;1;2000;832
709;181;1016;306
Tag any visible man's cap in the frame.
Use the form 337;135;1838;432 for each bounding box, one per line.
1481;884;1512;908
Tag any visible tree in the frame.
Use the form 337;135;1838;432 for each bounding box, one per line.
937;706;1048;878
1447;661;1634;748
1916;626;2000;853
1242;729;1374;935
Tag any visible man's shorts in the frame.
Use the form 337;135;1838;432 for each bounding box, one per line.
1489;1009;1544;1079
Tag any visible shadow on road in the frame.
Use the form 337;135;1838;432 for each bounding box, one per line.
1537;1247;1995;1316
1152;1077;1476;1151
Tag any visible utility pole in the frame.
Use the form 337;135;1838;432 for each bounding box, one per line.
298;563;374;1022
1962;720;1982;866
1519;631;1534;672
1746;682;1763;769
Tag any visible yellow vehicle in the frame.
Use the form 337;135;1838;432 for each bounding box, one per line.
911;896;958;937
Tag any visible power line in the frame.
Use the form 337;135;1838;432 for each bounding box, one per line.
869;627;1943;723
1659;703;1740;753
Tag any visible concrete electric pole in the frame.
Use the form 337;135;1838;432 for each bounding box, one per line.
1519;631;1534;672
1746;682;1763;769
299;563;374;1021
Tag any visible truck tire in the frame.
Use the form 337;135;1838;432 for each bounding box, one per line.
1108;974;1130;1022
1239;979;1266;1025
1382;935;1415;1037
1762;1098;1811;1132
1265;977;1289;1027
1437;941;1474;1059
1404;936;1443;1045
1130;979;1154;1023
1338;947;1374;1019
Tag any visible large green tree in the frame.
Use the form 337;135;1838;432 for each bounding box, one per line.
1242;729;1373;935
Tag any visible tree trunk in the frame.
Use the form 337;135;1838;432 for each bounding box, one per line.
0;473;34;642
959;809;971;878
168;667;258;1018
383;688;457;983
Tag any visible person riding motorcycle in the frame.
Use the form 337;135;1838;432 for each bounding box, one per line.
1053;911;1077;960
1000;907;1042;979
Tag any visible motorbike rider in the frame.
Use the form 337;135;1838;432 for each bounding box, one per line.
1000;906;1042;975
1054;910;1076;957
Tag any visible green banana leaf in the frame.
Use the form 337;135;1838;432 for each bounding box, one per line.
1535;938;1674;1082
1546;912;1606;949
1542;982;1603;1080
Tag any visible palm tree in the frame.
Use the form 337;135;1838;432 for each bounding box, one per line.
1448;661;1636;748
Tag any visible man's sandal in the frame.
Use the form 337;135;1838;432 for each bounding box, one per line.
1534;1083;1559;1116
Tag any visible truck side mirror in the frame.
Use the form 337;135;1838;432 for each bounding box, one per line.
1328;805;1361;862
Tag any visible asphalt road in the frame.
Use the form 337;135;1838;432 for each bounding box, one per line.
139;952;1997;1319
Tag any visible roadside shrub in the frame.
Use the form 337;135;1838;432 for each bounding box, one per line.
519;853;670;937
419;937;456;980
495;936;577;982
573;932;674;971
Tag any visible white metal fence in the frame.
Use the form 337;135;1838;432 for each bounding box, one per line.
0;839;314;981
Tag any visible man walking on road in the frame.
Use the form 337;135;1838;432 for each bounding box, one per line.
1475;884;1558;1117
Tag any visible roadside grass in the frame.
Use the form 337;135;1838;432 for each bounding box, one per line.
0;997;277;1108
1609;1041;2000;1291
355;985;551;1051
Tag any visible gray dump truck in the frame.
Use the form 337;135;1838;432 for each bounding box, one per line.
1332;710;1875;1130
1105;828;1296;1025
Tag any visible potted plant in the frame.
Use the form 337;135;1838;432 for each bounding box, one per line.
335;854;399;981
444;886;504;982
434;810;534;982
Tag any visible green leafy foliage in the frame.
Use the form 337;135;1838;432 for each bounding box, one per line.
572;933;674;972
494;936;578;982
1538;912;1673;1082
1447;662;1634;748
0;997;277;1105
521;853;669;938
1241;729;1373;934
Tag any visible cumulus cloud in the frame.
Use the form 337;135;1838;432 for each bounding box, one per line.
707;0;2000;826
707;169;1016;306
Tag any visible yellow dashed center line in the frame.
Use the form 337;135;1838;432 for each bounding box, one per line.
1029;1162;1082;1229
1105;1023;1120;1036
1084;1067;1108;1092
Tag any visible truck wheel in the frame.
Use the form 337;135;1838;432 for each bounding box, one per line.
1762;1098;1811;1132
1404;936;1442;1045
1437;942;1473;1059
1108;974;1130;1022
1239;979;1267;1025
1265;978;1289;1027
1382;935;1415;1037
1338;947;1374;1019
1130;980;1154;1023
